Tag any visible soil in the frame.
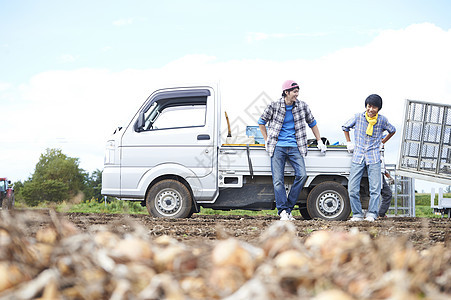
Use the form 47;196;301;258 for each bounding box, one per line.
15;209;451;251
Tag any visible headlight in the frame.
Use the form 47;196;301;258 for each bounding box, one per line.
104;140;116;165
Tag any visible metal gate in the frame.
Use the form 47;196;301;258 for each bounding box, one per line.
397;99;451;185
386;164;415;216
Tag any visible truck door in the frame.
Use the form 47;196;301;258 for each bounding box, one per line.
120;87;217;200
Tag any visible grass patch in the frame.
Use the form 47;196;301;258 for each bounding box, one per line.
14;193;450;218
415;205;442;218
416;193;451;206
414;193;451;218
57;199;147;214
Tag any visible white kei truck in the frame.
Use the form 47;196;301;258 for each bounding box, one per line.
101;85;367;221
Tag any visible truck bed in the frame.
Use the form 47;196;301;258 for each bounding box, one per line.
218;145;352;178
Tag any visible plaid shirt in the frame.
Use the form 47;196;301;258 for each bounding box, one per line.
260;98;316;157
342;112;396;165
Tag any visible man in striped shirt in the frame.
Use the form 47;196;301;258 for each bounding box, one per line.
342;94;396;222
259;80;326;221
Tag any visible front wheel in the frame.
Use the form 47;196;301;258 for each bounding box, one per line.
146;179;193;218
2;194;14;210
307;181;350;221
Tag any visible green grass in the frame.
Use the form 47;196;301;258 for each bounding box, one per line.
15;193;451;218
415;193;451;218
415;206;442;218
56;198;148;214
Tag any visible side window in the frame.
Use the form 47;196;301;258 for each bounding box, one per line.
140;96;207;131
153;105;206;129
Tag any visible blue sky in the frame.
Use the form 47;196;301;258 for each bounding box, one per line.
3;0;451;82
1;0;451;192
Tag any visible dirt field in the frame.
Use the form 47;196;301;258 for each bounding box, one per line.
19;210;451;251
1;209;450;299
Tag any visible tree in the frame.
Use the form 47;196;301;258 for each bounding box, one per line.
22;148;86;205
83;169;103;201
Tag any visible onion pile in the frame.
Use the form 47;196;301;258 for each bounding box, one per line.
0;210;450;299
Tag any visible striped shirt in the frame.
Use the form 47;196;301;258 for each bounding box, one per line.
342;112;396;165
259;98;316;157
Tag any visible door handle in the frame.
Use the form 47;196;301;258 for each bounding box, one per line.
221;150;237;154
197;134;210;140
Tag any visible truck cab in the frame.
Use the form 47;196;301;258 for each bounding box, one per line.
102;86;220;217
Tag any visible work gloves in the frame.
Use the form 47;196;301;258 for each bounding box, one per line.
317;140;327;154
346;142;355;153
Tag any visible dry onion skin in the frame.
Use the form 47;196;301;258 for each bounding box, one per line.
0;211;449;299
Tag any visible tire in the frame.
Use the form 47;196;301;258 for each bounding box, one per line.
146;179;193;218
1;195;12;210
299;206;312;220
307;181;351;221
1;197;6;210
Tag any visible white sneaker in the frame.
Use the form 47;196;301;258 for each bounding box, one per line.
279;210;290;221
365;216;376;222
288;212;295;221
349;216;363;221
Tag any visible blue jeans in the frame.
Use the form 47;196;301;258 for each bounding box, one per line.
348;160;381;218
271;146;307;215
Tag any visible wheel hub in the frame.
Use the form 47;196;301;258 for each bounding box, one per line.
157;189;181;214
318;191;342;216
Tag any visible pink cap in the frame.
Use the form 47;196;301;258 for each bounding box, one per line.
282;80;299;91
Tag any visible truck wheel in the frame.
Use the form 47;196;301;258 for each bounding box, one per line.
146;179;192;218
307;181;350;221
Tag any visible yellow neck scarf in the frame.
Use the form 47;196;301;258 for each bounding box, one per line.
365;112;378;136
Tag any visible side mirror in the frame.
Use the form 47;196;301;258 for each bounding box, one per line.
135;112;145;132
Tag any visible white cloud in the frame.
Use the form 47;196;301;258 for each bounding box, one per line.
2;23;451;191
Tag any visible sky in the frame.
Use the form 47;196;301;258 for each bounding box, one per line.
1;0;451;193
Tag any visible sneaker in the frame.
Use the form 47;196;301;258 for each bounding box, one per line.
349;216;363;221
279;210;290;221
288;212;295;221
365;216;376;222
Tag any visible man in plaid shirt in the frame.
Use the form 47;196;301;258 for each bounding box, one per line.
342;94;396;222
258;80;326;221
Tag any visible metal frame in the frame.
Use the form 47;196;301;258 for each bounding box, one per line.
397;99;451;185
386;164;415;217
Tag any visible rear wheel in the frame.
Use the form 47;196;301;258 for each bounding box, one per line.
146;179;192;218
307;181;350;221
